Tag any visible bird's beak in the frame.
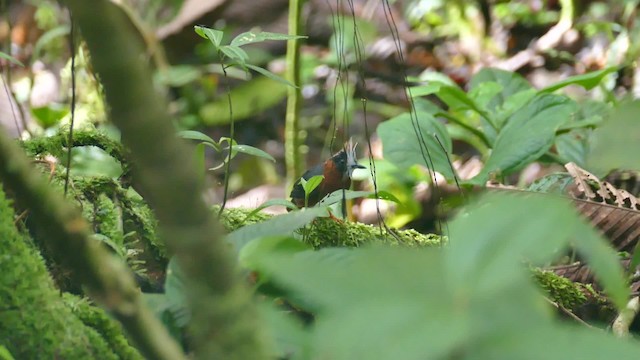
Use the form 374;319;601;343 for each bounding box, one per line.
354;164;366;169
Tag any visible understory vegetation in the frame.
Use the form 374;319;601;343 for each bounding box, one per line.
3;0;640;359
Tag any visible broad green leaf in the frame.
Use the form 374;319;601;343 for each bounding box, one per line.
556;116;602;131
447;192;628;309
259;302;310;359
239;236;311;269
231;30;306;47
446;193;577;294
494;88;537;128
540;67;619;93
312;299;467;360
417;70;457;86
194;25;223;47
250;191;636;359
587;101;640;175
555;129;590;168
177;130;219;148
254;247;447;310
253;247;468;359
226;207;329;251
468;81;503;110
0;51;23;67
473;323;640;359
246;64;297;88
472;94;576;183
378;111;456;179
412;82;488;118
408;82;441;97
469;68;532;113
200;76;288;125
164;257;190;327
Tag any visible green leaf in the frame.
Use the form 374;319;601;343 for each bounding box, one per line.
446;193;578;293
469;68;532;113
370;190;401;203
587;100;640;174
259;302;310;358
0;51;23;67
246;64;297;88
0;345;15;360
378;111;456;179
226;207;329;252
193;143;205;185
239;236;311;269
493;88;537;128
472;94;576;183
155;65;203;87
468;81;503;110
231;30;306;47
251;192;636;359
244;199;299;221
555;130;589;167
31;105;69;128
200;76;288;125
254;247;468;359
33;25;70;60
301;175;324;197
223;144;276;162
540;67;619;93
177;130;219;149
254;247;446;309
164;258;190;327
572;224;629;310
316;190;373;207
219;45;249;64
194;25;223;47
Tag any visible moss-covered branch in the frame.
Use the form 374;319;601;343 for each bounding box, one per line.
22;129;129;179
0;129;185;359
0;187;140;359
59;1;268;358
216;206;444;248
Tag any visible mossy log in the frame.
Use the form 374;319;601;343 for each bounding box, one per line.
217;206;444;248
0;188;141;359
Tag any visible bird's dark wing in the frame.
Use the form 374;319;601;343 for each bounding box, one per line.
289;163;324;201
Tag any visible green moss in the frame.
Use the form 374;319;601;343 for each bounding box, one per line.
216;206;443;248
216;206;272;232
22;129;129;178
95;193;124;248
533;268;590;310
0;188;119;359
63;294;143;360
301;218;444;248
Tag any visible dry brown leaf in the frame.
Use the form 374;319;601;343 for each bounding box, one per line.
565;162;640;252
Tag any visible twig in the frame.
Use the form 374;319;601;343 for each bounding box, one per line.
64;13;76;196
544;297;595;329
218;64;234;216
